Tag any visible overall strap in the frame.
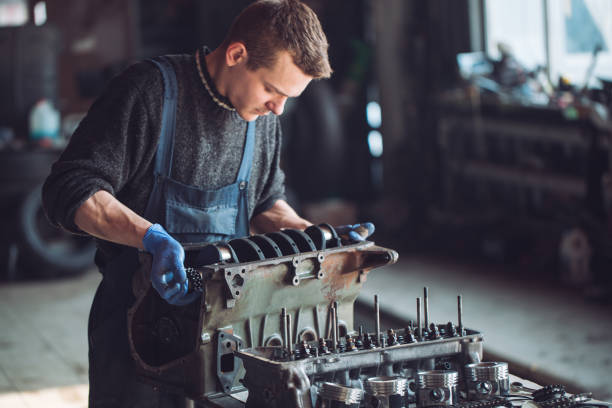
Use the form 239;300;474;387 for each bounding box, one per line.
236;120;256;183
149;56;179;178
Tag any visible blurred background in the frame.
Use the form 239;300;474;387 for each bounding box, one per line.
0;0;611;406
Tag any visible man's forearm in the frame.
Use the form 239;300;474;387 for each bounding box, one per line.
250;199;311;234
74;190;152;249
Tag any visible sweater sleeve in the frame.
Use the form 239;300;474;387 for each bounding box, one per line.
253;117;287;216
42;62;161;234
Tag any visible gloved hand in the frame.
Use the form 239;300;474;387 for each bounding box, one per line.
335;222;375;242
142;224;199;306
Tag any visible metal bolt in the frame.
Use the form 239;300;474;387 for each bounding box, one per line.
318;338;330;355
429;324;441;340
363;332;376;349
446;321;458;337
345;335;357;351
405;326;417;343
387;329;398;346
298;340;311;359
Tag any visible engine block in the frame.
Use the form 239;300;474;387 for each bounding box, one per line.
127;224;398;401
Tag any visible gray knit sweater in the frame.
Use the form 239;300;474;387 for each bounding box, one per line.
42;50;286;265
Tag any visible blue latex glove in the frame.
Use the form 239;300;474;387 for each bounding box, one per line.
335;222;375;242
142;224;199;306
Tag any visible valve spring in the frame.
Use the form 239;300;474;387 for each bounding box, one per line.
318;338;330;355
363;333;376;349
405;328;417;344
355;337;364;349
446;322;458;337
299;340;311;359
387;329;398;346
345;335;357;351
421;328;430;340
429;324;441;340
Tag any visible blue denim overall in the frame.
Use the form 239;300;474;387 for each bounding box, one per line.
88;56;255;407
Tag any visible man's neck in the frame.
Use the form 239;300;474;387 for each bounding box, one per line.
204;48;230;98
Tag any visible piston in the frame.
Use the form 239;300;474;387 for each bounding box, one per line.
416;370;458;408
315;382;364;408
464;362;509;400
365;376;407;408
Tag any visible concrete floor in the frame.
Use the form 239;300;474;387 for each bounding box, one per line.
0;255;611;407
0;270;96;407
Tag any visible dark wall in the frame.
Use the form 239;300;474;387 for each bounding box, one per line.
373;0;472;242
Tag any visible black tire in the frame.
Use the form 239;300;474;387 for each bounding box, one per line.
17;184;96;278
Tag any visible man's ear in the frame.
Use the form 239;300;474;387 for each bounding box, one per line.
225;42;248;67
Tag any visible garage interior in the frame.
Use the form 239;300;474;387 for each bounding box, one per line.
1;0;611;407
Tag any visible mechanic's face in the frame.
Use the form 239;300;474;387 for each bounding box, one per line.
226;45;313;122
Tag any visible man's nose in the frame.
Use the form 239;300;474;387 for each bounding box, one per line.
266;96;287;116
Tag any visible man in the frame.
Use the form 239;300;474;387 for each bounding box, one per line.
43;0;372;406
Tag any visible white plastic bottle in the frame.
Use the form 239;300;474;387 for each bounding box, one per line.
29;99;60;142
